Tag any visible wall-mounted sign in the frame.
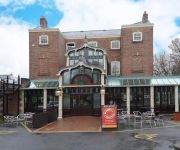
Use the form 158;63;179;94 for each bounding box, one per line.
102;105;117;128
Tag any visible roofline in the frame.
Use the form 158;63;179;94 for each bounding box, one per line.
63;35;121;40
107;75;180;79
29;28;60;32
121;23;153;28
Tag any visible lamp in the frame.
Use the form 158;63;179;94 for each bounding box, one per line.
100;85;105;95
55;88;63;96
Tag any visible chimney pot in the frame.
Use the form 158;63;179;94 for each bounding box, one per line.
142;11;148;23
40;16;48;28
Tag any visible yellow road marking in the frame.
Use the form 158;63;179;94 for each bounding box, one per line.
134;134;158;140
20;123;33;133
0;131;16;135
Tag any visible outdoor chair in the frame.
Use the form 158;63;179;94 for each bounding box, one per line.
133;111;142;116
117;113;127;126
3;115;18;127
133;111;142;128
142;111;156;128
154;115;164;126
17;113;26;125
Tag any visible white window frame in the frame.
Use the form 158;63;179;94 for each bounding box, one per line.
39;35;48;45
111;61;120;75
66;42;75;50
133;32;142;42
111;40;120;49
88;41;98;47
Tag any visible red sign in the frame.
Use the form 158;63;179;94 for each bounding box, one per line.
102;105;117;128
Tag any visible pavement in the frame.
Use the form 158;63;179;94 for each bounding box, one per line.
34;116;101;133
0;116;180;150
0;125;180;150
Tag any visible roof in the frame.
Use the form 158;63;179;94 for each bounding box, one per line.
62;29;121;39
22;79;59;89
106;76;180;87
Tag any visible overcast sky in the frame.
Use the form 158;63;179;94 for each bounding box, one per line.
0;0;180;78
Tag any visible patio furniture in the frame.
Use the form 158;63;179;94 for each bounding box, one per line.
23;112;34;126
3;115;18;127
17;113;25;125
133;111;142;128
154;115;164;126
142;111;156;128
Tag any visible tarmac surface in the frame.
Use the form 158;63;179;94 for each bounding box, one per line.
0;124;180;150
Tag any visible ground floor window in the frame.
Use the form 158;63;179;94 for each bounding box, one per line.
24;90;43;112
105;87;126;109
47;89;58;109
154;86;175;113
130;87;150;112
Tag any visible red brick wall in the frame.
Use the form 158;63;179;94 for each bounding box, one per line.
29;30;66;79
29;26;153;79
121;26;153;76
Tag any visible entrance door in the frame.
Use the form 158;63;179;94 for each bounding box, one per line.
70;94;93;115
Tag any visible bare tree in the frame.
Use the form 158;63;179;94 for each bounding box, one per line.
169;38;180;75
153;51;174;76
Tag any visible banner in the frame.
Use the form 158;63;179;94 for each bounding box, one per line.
102;105;117;128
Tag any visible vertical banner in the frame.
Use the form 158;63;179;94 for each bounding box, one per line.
102;105;117;128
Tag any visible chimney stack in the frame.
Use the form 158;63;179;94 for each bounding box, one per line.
142;11;148;23
40;16;48;28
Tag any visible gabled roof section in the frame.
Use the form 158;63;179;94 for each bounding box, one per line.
65;43;107;56
62;29;121;39
57;60;105;76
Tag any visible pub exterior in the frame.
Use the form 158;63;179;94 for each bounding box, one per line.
20;12;180;118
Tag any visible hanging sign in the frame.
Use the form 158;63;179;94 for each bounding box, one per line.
102;105;117;128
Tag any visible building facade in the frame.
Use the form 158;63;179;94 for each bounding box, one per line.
21;12;180;118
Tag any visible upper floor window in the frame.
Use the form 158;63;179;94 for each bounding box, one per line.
133;32;142;42
39;35;48;45
111;61;120;75
111;40;120;49
66;42;75;50
88;41;98;47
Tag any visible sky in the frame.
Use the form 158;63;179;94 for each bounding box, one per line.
0;0;180;78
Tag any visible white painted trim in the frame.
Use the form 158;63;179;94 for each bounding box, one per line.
43;89;47;110
111;61;120;75
111;40;120;49
133;32;142;42
58;95;63;119
66;42;76;50
39;35;48;45
175;86;179;112
150;86;154;113
126;87;130;114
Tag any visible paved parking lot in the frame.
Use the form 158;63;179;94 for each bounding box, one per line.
0;124;180;150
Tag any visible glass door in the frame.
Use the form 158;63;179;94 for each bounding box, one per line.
70;94;93;115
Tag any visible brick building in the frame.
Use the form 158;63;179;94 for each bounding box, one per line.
21;12;180;118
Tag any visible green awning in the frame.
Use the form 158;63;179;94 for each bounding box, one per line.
106;76;180;87
23;79;59;89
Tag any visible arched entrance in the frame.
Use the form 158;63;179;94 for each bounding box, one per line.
61;66;102;116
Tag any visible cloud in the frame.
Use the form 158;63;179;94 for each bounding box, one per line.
55;0;180;54
0;0;180;78
0;16;29;77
